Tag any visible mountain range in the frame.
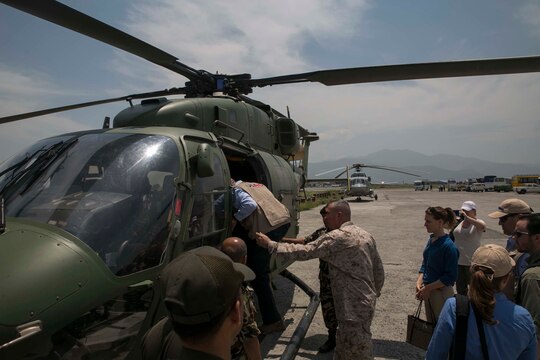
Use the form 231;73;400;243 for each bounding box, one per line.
307;149;540;183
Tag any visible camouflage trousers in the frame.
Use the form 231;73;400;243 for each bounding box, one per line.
319;260;338;331
334;322;373;360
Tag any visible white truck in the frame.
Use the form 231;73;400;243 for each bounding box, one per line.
470;183;486;192
514;183;540;194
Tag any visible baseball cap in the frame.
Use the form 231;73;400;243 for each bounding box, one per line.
461;201;477;211
471;244;515;278
488;198;532;218
161;246;255;326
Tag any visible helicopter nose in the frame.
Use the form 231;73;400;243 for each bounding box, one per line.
0;226;89;326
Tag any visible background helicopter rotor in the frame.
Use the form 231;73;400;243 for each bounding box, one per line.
316;164;420;179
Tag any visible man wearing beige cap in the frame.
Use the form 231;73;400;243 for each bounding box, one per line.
489;198;533;279
141;246;256;360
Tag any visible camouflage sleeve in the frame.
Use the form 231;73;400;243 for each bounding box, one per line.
370;237;385;296
240;286;260;338
275;232;339;262
303;227;327;244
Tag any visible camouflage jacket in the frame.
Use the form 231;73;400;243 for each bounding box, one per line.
304;227;329;272
231;284;260;360
304;227;327;244
269;221;385;324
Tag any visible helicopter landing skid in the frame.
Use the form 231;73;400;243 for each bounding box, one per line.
278;269;320;360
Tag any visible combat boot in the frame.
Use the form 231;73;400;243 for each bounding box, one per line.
318;329;336;353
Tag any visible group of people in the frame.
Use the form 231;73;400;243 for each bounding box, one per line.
141;179;385;360
417;198;539;359
138;175;539;360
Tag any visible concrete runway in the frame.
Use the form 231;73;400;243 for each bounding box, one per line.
259;188;540;359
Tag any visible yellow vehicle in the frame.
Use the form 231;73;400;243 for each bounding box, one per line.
512;174;540;188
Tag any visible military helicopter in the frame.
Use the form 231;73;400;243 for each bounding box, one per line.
315;164;419;201
1;1;540;359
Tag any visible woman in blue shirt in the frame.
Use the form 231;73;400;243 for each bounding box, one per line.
426;244;536;359
416;206;459;322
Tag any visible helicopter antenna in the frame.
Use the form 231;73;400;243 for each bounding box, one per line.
287;106;291;118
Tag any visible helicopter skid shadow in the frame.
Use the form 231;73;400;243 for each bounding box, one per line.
344;197;375;203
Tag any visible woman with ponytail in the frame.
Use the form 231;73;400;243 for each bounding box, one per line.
426;244;536;359
416;206;459;322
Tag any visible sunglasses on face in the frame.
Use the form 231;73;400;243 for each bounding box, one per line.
512;230;529;238
500;214;516;223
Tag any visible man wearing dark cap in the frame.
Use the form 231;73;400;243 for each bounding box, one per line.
141;246;255;360
489;198;533;299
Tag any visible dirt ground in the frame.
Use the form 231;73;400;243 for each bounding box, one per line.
259;188;540;359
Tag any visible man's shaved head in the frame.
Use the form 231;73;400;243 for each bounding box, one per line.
331;200;351;221
221;237;248;263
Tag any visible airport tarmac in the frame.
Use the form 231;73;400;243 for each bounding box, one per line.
260;188;540;359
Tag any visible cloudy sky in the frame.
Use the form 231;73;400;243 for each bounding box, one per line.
1;0;539;165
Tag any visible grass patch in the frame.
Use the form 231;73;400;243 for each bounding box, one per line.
299;190;345;211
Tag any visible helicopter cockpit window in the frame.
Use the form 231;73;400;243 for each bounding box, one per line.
351;178;367;186
0;133;180;276
187;144;227;249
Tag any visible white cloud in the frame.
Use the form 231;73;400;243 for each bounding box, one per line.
0;66;93;163
0;115;89;164
255;73;540;162
121;0;371;78
0;67;67;98
516;1;540;38
1;0;539;166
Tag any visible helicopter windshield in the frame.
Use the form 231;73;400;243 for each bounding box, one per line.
0;132;180;276
350;178;367;186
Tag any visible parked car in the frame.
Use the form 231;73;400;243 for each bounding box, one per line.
494;184;513;192
470;183;486;192
514;183;540;194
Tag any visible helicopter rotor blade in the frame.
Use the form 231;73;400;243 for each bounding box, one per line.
0;87;187;124
359;164;421;177
315;167;347;177
250;56;540;87
1;0;203;82
333;169;349;179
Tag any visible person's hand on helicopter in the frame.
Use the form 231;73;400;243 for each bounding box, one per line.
255;232;271;248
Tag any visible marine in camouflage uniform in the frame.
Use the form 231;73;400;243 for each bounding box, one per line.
304;227;338;335
260;201;385;360
231;284;260;360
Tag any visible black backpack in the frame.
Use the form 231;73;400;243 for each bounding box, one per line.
450;294;490;360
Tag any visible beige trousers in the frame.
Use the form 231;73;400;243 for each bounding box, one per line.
425;285;454;323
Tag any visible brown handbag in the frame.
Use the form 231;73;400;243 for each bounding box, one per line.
406;300;435;350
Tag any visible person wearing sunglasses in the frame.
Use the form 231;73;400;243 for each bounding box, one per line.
514;213;540;358
488;198;533;300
